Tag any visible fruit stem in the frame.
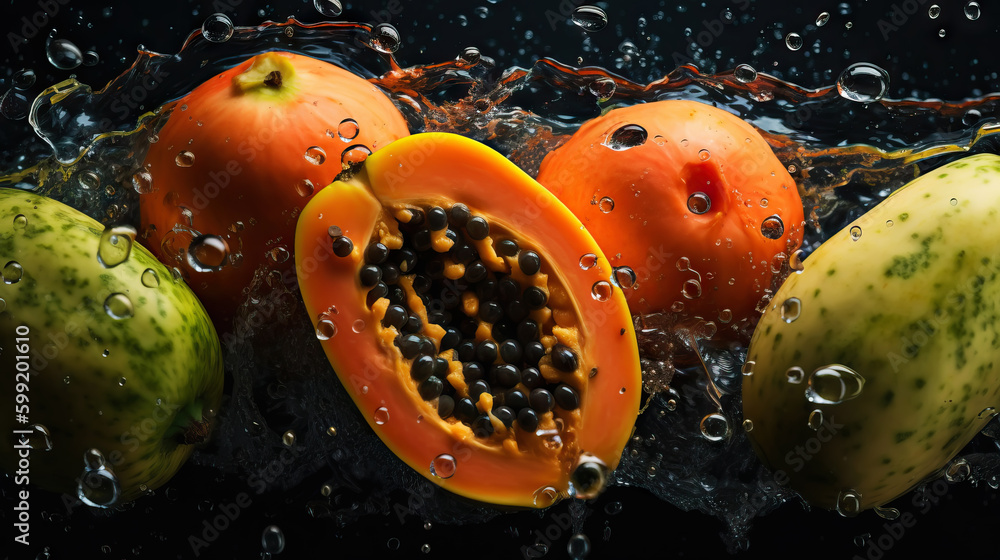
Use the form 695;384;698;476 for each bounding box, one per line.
231;52;298;99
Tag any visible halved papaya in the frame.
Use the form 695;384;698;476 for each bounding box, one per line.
295;132;641;507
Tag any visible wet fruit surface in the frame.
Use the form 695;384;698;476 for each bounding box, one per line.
537;100;805;341
295;132;641;506
139;51;410;329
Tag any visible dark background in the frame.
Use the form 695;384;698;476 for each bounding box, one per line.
2;1;1000;559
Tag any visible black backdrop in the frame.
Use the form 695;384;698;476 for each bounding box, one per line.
2;1;1000;559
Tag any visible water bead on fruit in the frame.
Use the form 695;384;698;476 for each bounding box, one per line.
604;124;647;150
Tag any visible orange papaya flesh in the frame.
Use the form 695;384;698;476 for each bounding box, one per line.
295;132;641;508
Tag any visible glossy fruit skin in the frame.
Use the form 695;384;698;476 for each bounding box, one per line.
0;189;223;504
295;132;641;507
140;51;410;329
537;100;805;340
743;154;1000;513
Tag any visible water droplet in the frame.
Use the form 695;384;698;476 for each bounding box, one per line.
718;309;733;323
187;235;230;272
430;454;457;479
700;413;730;441
201;13;234;43
374;407;390;425
785;33;803;51
326;426;337;437
3;261;24;284
807;409;824;430
806;364;866;404
12;214;27;230
598;196;615;213
342;144;372;167
938;28;947;38
605;124;647;150
532;486;559;507
12;69;36;90
885;219;894;228
103;293;134;320
337;118;360;141
816;11;831;26
579;253;598;270
949;197;958;206
837;63;890;103
315;314;338;340
780;297;801;322
786;366;804;384
871;506;899;520
978;407;997;419
421;544;432;554
98;226;136;268
741;361;755;376
295;179;315;198
26;424;53;451
836;489;862;517
850;225;862;241
352;319;366;333
761;216;784;239
63;376;71;385
687;192;712;214
567;533;591;559
742;419;754;432
571;6;609;31
82;51;99;67
370;23;401;54
282;430;296;447
698;149;711;161
612;266;636;289
46;35;83;70
304;146;327;165
945;458;971;482
313;0;343;17
928;4;941;18
132;170;153;194
78;449;121;508
963;109;982;126
261;525;286;554
175;151;195;167
734;64;757;83
790;249;806;272
681;279;702;299
965;1;981;20
589;77;616;101
590;280;612;302
460;46;481;64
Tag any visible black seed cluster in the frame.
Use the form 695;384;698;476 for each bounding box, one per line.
341;204;582;439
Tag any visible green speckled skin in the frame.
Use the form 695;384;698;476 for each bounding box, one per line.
0;189;223;503
743;154;1000;512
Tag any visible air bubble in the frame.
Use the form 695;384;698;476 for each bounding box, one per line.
141;269;160;288
734;64;757;83
928;5;941;18
604;124;647;150
837;63;890;103
785;33;803;51
0;89;29;120
314;0;344;17
103;294;134;320
687;192;711;214
591;281;612;302
836;490;862;517
963;109;982;126
681;279;702;299
460;46;481;64
598;196;615;213
589;77;616;101
374;407;390;425
26;424;53;450
131;170;153;194
850;225;862;241
78;449;121;508
532;486;559;508
760;216;784;239
807;409;824;430
261;525;286;554
741;419;754;432
370;23;401;54
567;533;591;560
816;11;831;26
945;458;970;482
700;413;730;441
965;1;981;20
698;149;711;161
12;69;36;89
201;13;234;43
786;366;804;384
430;454;457;479
295;179;315;198
571;6;609;31
741;361;755;376
352;319;366;333
175;151;195;167
187;235;230;272
98;226;136;268
304;146;327;165
938;28;947;38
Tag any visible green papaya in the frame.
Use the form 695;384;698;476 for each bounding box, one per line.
742;153;1000;513
0;188;223;505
